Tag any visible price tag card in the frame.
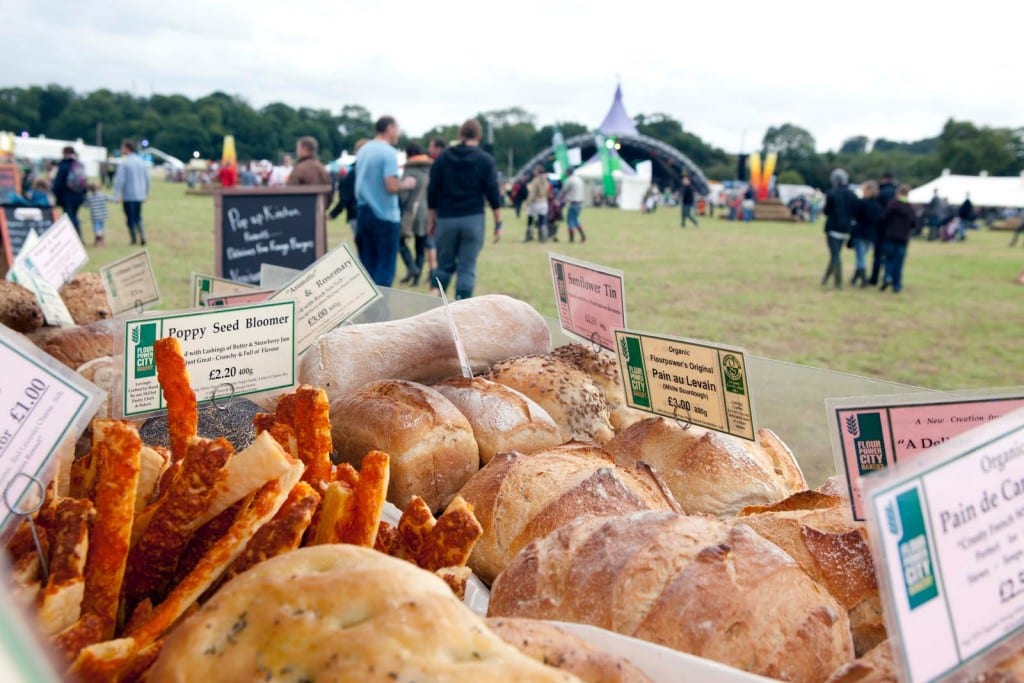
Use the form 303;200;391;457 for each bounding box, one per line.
0;327;101;532
119;301;296;417
205;290;274;307
613;329;756;441
12;214;87;288
100;250;161;315
549;253;625;352
190;273;257;308
19;272;74;327
270;243;380;354
828;391;1024;521
260;263;302;290
862;407;1024;683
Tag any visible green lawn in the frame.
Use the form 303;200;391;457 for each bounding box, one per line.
83;179;1024;392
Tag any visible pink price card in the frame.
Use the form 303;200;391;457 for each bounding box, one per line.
203;289;275;307
828;392;1024;521
549;253;625;353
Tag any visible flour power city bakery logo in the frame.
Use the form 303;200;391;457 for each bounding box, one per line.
620;335;650;409
721;353;745;395
847;411;889;476
131;322;157;379
886;487;939;610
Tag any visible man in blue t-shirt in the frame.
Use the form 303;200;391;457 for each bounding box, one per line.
354;116;416;286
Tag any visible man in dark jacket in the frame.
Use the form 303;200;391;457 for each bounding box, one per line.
821;168;858;289
329;138;367;239
879;184;917;293
287;136;333;207
680;176;698;228
427;118;502;299
52;145;85;236
869;173;898;285
957;194;975;239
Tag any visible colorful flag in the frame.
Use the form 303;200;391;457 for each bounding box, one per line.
552;128;570;180
595;133;616;198
221;134;237;169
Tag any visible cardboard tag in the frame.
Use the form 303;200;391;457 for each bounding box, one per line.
614;329;756;441
119;302;296;417
549;253;625;352
190;273;257;308
436;283;472;379
100;250;161;315
270;243;380;354
863;407;1024;683
0;327;101;532
10;214;87;288
827;391;1024;521
260;263;302;290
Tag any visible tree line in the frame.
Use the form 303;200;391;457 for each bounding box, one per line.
1;84;1021;188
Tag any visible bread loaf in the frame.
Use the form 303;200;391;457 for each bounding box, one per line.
433;376;562;463
605;417;805;517
330;379;479;511
59;273;112;325
457;442;676;584
736;492;883;656
485;354;614;444
28;317;115;369
298;294;551;405
148;545;583;682
824;640;895;683
76;356;119;419
550;343;648;433
0;280;44;332
486;617;652;683
489;511;854;683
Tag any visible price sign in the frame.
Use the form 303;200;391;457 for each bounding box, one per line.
270;243;379;354
18;272;74;327
863;407;1024;682
204;290;274;307
119;302;296;417
0;327;100;532
9;214;87;288
828;392;1024;521
100;250;161;315
260;263;301;290
614;329;756;441
190;273;258;308
549;253;625;352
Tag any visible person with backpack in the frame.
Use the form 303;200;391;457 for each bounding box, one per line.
821;168;858;289
52;146;87;237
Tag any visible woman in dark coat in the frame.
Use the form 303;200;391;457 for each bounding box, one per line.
851;180;883;286
821;168;858;289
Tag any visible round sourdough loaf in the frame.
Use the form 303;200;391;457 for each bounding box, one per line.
433;376;562;464
549;343;648;433
148;545;583;683
489;511;854;683
457;442;676;584
330;379;479;511
605;417;806;517
485;354;615;444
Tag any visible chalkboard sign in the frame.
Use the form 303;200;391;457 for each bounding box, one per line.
214;186;330;284
0;204;57;275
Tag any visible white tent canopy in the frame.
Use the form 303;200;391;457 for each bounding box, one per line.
909;171;1024;208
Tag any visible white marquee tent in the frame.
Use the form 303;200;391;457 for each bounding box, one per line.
909;170;1024;208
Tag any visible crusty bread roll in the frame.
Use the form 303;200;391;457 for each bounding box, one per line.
59;272;112;325
489;511;854;683
330;379;479;511
0;280;44;332
605;417;805;517
550;343;648;433
485;354;614;444
77;356;118;419
457;442;676;584
486;617;652;683
433;376;562;464
298;294;551;406
28;317;115;369
736;492;883;657
148;545;583;683
825;640;894;683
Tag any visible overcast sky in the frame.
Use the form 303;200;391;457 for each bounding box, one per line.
2;0;1018;153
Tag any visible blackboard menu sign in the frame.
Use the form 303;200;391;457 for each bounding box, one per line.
213;186;330;284
0;204;57;275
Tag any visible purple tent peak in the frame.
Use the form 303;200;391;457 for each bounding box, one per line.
598;84;639;137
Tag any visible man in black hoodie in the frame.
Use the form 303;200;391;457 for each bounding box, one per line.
427;119;502;299
869;172;897;285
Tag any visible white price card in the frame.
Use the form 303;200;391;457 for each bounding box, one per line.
19;272;74;327
863;407;1024;682
0;327;101;533
11;214;87;288
101;250;161;314
190;273;257;308
260;263;302;290
270;243;380;354
119;301;296;417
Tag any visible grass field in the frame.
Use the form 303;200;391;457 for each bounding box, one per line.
82;179;1024;391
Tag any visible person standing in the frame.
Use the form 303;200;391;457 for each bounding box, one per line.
287;136;333;207
329;138;368;240
398;143;431;285
355;116;416;287
84;182;112;246
680;175;698;228
560;166;587;242
523;165;550;242
426;118;502;300
821;168;857;289
422;137;448;283
52;146;86;237
924;189;943;241
879;184;917;293
851;181;882;286
957;193;975;239
868;173;897;285
268;153;293;186
113;139;150;246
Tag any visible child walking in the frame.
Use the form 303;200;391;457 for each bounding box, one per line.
85;182;112;246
